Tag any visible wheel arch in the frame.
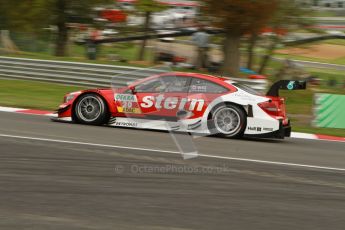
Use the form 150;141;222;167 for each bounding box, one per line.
207;101;248;121
205;101;248;138
71;91;112;123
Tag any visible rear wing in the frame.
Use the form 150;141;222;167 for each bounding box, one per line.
266;80;307;97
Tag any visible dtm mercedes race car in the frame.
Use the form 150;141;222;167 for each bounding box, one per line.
52;72;306;139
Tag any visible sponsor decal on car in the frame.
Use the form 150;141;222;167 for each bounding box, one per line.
247;126;262;132
287;81;295;90
115;94;142;114
114;121;138;127
248;126;274;132
190;85;207;93
141;95;205;111
115;94;205;113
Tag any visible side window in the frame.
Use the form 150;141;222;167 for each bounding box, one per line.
189;78;228;94
162;76;189;92
134;76;189;93
135;78;164;93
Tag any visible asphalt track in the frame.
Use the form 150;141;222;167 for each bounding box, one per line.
0;111;344;230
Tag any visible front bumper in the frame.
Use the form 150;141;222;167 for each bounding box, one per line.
50;115;73;123
57;104;71;114
50;104;73;123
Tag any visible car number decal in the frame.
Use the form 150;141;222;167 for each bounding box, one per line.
114;94;142;114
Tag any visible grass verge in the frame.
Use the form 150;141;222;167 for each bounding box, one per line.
274;39;345;65
0;79;83;110
0;42;154;68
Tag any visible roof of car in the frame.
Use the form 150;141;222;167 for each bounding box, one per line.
125;71;238;92
157;72;231;82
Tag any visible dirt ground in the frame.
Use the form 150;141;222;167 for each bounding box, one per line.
276;44;345;60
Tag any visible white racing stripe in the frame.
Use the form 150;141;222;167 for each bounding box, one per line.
0;133;180;154
290;132;317;139
0;106;23;112
1;133;345;172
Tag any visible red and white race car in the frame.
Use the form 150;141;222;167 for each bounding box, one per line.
53;72;306;139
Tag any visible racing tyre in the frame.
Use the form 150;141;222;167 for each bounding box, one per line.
74;93;109;125
208;104;246;138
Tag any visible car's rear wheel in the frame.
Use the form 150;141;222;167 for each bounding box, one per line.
208;104;246;138
74;94;109;125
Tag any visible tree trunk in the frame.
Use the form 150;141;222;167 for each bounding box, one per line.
222;32;241;77
138;11;151;61
55;0;68;57
247;32;258;70
257;35;280;74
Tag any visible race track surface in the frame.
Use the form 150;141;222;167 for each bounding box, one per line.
0;111;344;230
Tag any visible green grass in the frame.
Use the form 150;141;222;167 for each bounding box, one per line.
292;126;345;137
0;79;83;110
311;10;338;17
274;39;345;65
324;39;345;46
309;69;345;90
1;42;154;68
281;89;314;115
274;53;345;66
255;46;345;136
279;79;345;137
248;57;345;136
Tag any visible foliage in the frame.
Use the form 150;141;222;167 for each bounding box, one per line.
203;0;278;34
0;0;112;31
269;0;313;31
202;0;279;76
0;0;51;33
135;0;167;13
134;0;167;60
0;0;112;56
257;0;315;74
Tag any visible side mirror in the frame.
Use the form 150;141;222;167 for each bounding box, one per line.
129;86;136;94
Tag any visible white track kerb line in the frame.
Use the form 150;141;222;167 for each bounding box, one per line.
1;133;345;172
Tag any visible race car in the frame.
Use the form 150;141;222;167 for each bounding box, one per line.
52;72;306;139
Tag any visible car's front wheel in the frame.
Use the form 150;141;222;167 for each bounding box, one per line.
208;104;246;138
74;93;109;125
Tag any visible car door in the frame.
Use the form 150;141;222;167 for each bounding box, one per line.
115;75;190;121
136;75;190;120
114;77;161;118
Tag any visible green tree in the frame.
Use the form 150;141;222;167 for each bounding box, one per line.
52;0;112;56
0;0;111;56
257;0;313;74
0;0;50;33
246;31;259;70
135;0;167;61
203;0;278;76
